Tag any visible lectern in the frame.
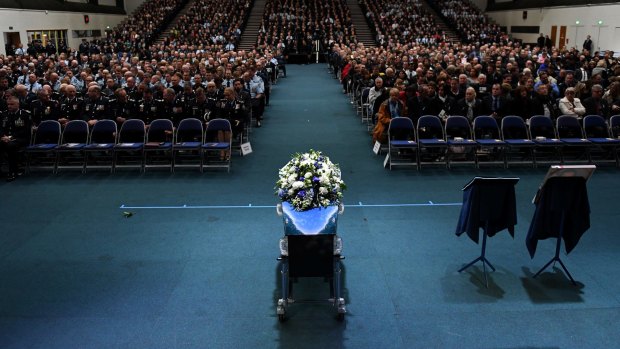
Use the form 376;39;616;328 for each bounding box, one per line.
456;177;519;287
527;165;595;285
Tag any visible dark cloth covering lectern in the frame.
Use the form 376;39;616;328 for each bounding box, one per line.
526;177;590;258
456;177;518;243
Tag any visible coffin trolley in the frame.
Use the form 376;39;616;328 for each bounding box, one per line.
276;202;346;321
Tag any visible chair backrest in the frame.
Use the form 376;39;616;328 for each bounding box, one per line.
176;118;204;143
89;119;117;144
556;115;584;138
33;120;61;145
583;114;610;138
118;119;145;143
529;115;556;138
501;115;530;140
360;87;370;104
205;118;232;133
417;115;444;140
388;117;415;141
473;115;500;140
204;118;232;142
445;115;472;139
610;115;620;138
147;119;173;142
61;120;89;144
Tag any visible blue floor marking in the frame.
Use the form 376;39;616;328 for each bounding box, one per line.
119;202;462;209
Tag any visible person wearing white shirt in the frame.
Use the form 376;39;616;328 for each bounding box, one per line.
558;87;586;119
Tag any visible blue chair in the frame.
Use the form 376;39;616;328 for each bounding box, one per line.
387;117;419;170
473;116;507;168
445;115;477;168
529;115;563;164
610;115;620;138
25;120;61;173
173;118;204;172
202;119;232;172
113;119;145;173
583;114;620;166
143;119;174;172
55;120;89;173
556;115;591;163
417;115;447;167
359;87;371;123
83;119;117;173
502;115;536;167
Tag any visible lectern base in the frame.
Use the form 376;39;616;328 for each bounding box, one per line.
533;237;577;285
458;232;496;288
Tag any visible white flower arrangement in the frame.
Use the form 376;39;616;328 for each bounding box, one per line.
275;150;346;211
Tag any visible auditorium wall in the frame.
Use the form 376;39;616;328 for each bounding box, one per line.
124;0;144;14
0;10;125;55
470;0;488;12
487;3;620;52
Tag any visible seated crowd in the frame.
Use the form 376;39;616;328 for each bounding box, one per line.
107;0;189;57
361;0;443;50
257;0;356;54
3;0;620;180
163;0;251;52
330;41;619;144
430;0;505;45
0;53;279;182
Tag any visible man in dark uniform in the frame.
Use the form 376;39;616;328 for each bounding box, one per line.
101;78;118;98
212;87;245;160
537;33;545;49
46;41;57;56
14;84;37;110
176;84;197;120
233;78;251;125
123;76;140;100
0;76;9;112
30;88;61;125
204;81;222;110
60;84;85;126
109;88;135;126
79;39;90;56
214;87;244;135
157;88;183;126
187;88;213;121
135;89;159;125
583;35;593;52
256;61;271;106
0;97;31;181
83;85;111;127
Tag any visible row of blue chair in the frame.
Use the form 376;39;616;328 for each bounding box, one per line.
25;118;234;173
385;114;620;170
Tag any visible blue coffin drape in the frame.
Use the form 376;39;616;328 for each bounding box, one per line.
526;177;590;257
281;202;339;236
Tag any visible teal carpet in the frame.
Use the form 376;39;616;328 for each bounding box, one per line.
1;64;620;348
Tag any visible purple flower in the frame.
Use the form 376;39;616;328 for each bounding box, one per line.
312;176;320;183
297;190;306;198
